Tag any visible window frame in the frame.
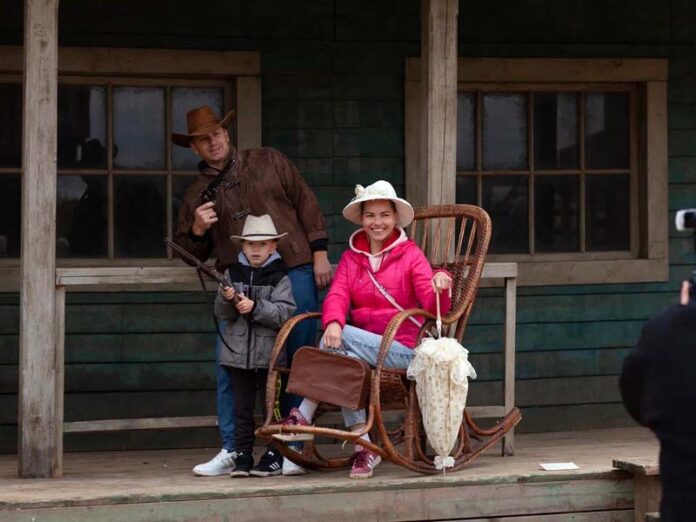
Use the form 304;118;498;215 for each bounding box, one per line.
0;46;261;284
404;57;668;286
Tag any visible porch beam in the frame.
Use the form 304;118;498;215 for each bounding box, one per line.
416;0;458;207
18;0;60;478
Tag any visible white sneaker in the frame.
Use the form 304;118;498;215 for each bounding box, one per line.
192;449;237;476
282;448;308;476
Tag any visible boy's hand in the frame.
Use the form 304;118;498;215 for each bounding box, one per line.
221;286;236;301
235;294;254;314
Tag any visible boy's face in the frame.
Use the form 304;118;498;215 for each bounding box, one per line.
241;239;277;267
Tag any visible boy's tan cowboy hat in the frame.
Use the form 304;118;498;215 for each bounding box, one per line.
230;214;288;242
171;105;235;148
342;180;415;228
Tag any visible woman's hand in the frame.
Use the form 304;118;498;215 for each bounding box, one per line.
322;321;343;349
432;272;453;296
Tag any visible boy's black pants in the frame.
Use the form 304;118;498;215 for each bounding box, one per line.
224;366;268;454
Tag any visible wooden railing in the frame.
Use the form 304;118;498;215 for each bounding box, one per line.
50;262;517;469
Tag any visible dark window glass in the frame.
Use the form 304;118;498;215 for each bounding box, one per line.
534;93;579;169
455;175;477;205
0;83;22;168
172;88;224;170
172;175;197;233
482;94;527;170
482;176;528;254
456;93;475;170
535;175;579;252
585;92;630;169
586;174;630;251
113;87;165;169
56;175;107;258
58;86;107;169
0;174;21;257
114;175;166;257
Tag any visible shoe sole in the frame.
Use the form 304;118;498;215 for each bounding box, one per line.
229;471;250;478
282;467;308;476
349;456;381;479
192;468;234;477
271;433;315;442
249;469;282;477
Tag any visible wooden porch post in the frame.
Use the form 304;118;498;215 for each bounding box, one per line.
419;0;458;207
18;0;60;478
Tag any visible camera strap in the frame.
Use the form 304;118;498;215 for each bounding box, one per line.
196;268;241;355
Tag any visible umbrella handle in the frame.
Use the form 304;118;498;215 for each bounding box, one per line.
435;291;442;338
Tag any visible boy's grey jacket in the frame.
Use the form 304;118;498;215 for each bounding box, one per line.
215;252;296;369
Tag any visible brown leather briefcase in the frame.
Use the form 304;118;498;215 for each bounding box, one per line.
287;346;372;410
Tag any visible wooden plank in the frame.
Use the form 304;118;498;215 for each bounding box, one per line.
404;77;423;207
419;0;458;207
503;275;516;455
0;46;260;76
236;76;262;150
53;287;65;477
462;512;632;522
63;416;218;433
613;458;660;477
405;58;669;83
645;81;669;261
17;0;59;479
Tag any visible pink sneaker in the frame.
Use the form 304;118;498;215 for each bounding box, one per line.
349;448;381;479
271;407;314;441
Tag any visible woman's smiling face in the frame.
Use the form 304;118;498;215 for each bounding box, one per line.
361;199;397;246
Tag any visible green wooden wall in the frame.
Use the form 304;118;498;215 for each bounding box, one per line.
1;0;695;452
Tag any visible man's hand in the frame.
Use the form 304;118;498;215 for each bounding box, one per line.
235;294;254;315
681;280;691;305
321;321;343;349
192;201;218;236
313;251;332;290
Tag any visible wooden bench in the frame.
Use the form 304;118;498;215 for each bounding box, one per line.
613;457;661;522
645;512;660;521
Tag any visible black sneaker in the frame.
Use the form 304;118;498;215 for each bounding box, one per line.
229;451;253;478
249;449;283;477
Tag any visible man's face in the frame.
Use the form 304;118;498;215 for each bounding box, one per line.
190;128;230;166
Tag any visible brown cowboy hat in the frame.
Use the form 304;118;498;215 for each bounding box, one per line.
171;105;235;147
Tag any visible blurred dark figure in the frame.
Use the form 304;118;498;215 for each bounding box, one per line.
619;282;696;522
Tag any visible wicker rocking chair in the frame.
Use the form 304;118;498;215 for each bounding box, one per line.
257;204;522;475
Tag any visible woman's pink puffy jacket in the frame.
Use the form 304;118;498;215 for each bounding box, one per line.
322;231;452;348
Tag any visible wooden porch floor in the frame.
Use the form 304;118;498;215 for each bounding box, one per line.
0;427;658;522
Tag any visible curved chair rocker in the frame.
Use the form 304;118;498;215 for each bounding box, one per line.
257;204;522;475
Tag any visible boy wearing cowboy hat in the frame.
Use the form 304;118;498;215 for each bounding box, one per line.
215;214;297;478
174;106;329;476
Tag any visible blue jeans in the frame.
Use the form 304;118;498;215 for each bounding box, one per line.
320;324;414;427
215;263;318;450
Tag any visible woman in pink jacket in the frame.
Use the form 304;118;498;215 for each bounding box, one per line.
276;180;452;479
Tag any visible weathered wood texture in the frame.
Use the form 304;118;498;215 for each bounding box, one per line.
17;0;60;478
614;458;661;522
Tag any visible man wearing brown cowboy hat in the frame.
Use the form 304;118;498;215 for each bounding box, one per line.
173;105;331;477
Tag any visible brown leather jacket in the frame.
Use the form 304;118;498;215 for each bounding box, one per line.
175;147;328;272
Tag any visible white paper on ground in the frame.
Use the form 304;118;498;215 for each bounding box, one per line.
539;462;579;471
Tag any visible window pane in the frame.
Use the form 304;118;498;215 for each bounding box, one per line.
172;175;197;232
586;174;630;251
0;83;21;168
456;175;476;205
172;88;224;170
482;94;527;170
535;175;579;253
113;87;165;169
0;174;20;257
57;175;107;258
534;93;579;169
58;86;107;168
456;93;475;170
585;92;630;169
482;176;528;254
114;175;166;257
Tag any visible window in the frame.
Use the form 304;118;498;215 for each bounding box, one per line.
405;58;668;285
0;47;260;266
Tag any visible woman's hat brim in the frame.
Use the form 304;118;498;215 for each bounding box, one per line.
342;196;414;228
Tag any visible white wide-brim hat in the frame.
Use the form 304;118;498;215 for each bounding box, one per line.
342;180;415;228
230;214;288;241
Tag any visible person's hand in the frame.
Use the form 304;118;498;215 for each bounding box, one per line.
321;322;343;349
192;201;218;236
235;294;254;314
432;271;453;297
313;251;333;290
221;286;236;302
681;280;691;305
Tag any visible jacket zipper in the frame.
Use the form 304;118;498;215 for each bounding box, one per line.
246;270;253;369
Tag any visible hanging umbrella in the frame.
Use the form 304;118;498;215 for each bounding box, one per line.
406;296;477;472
